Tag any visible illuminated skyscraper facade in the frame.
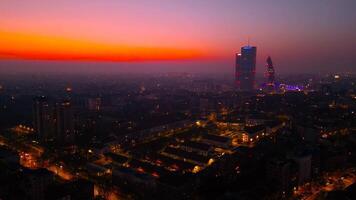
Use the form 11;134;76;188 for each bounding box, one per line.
235;46;257;91
266;56;275;87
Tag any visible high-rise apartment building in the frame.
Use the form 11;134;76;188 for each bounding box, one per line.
235;46;257;91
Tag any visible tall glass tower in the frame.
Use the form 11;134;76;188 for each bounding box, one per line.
235;46;257;91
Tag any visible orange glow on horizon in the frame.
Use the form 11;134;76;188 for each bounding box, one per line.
0;31;209;62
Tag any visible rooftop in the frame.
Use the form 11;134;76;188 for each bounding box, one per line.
202;134;230;143
164;147;210;164
183;141;211;151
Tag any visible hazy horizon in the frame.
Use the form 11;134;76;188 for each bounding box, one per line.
0;59;355;76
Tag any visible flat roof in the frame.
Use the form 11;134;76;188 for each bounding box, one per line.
202;134;230;143
164;147;210;164
105;152;128;164
244;125;265;134
183;141;211;151
149;153;196;171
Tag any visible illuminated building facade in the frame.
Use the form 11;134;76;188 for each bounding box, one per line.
235;46;257;91
266;56;275;87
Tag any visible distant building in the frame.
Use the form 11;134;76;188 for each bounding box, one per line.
201;133;231;148
236;45;257;91
33;96;53;141
265;56;276;92
87;97;101;111
55;100;75;144
243;124;266;142
320;84;332;95
296;124;319;143
180;141;212;156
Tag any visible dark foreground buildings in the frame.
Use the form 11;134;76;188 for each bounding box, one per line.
33;96;53;142
0;73;355;200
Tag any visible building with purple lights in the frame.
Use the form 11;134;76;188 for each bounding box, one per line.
266;57;275;86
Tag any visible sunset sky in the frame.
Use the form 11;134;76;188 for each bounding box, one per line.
0;0;355;74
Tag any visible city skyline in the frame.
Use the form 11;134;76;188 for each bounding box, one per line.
0;0;356;74
0;2;355;199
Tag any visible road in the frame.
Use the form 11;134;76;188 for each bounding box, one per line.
295;168;356;200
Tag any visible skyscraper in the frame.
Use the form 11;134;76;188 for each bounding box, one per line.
265;56;275;91
55;100;74;144
235;45;257;91
33;96;53;141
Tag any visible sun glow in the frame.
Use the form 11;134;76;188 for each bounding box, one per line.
0;31;206;62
